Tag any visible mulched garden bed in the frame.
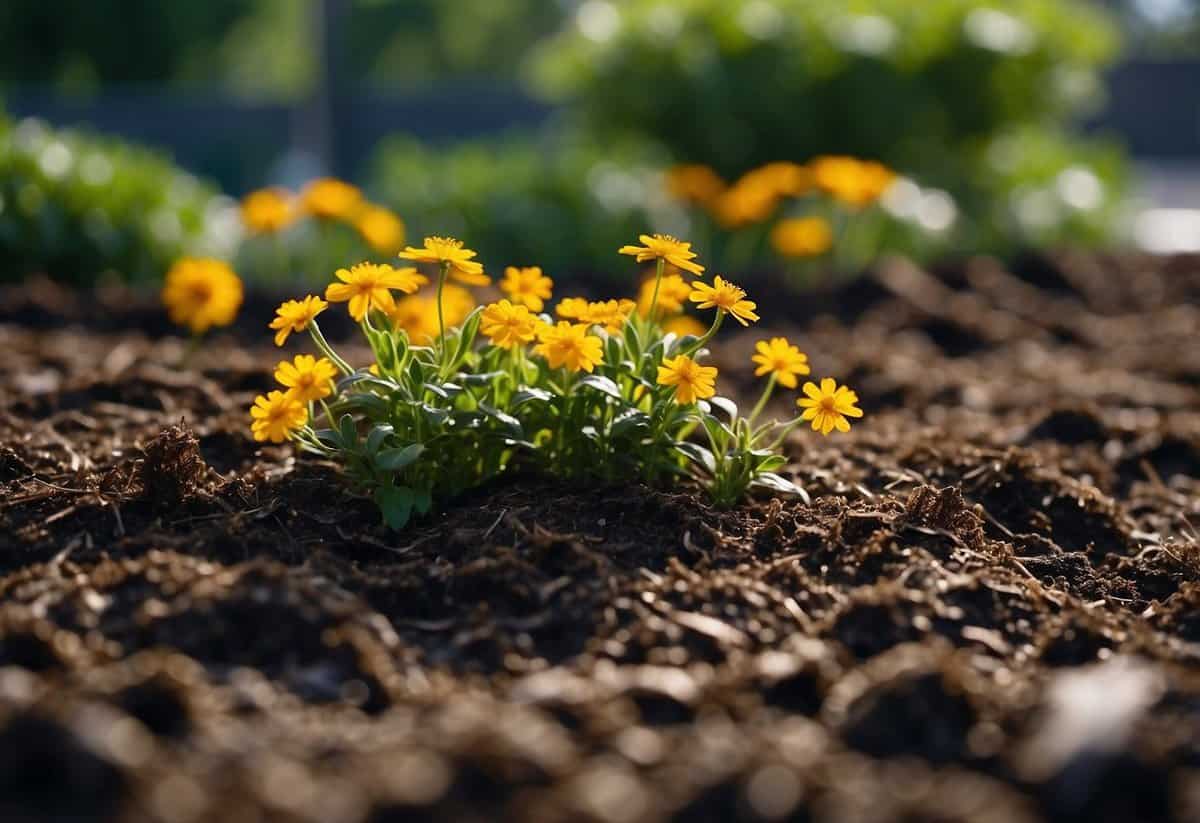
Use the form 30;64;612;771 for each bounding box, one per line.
1;251;1199;822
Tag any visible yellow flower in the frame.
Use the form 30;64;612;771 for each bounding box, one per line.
770;216;834;258
301;178;363;220
555;296;591;321
269;295;328;347
618;234;704;276
356;205;405;255
797;378;863;435
688;276;760;326
241;187;295;234
534;322;604;373
662;315;707;338
162;258;243;335
400;236;489;286
325;263;427;322
751;337;810;389
386;295;440;343
664;164;727;206
500;266;554;311
249;390;308;443
657;354;718;405
582;298;636;333
756;162;812;197
274;354;337;403
637;273;692;318
810;156;896;209
481;300;539;349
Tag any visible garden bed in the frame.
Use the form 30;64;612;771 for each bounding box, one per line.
1;252;1199;822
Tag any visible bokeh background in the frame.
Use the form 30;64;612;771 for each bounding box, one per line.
0;0;1197;287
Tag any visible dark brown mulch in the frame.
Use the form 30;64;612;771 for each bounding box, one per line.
1;251;1200;823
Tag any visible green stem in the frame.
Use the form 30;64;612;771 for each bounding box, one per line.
647;257;666;325
436;262;449;374
685;309;725;356
747;374;777;425
308;320;354;376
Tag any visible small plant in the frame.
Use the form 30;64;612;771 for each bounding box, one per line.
251;233;862;528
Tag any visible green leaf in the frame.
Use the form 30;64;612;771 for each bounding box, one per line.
420;404;450;427
575;374;622;400
375;485;414;530
338;414;358;449
512;387;553;407
412;487;433;515
450;306;485;368
478;402;523;439
314;428;341;448
376;443;425;472
755;454;788;473
709;396;738;422
751;472;808;501
365;424;395;455
676;441;717;474
610;407;650;437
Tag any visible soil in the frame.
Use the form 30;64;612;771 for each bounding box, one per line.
1;251;1199;823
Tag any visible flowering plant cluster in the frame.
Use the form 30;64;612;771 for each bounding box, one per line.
666;156;897;273
238;178;407;282
251;234;861;527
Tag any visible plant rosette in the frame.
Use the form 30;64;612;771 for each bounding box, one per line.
251;234;863;528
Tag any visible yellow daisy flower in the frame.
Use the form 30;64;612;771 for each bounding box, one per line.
400;236;489;286
355;205;405;255
162;258;243;335
534;322;604;373
664;164;727;206
797;378;863;435
657;354;718;405
637;273;692;318
770;217;834;258
662;315;707;338
555;296;590;321
274;354;337;404
301;178;363;220
249;390;308;443
386;295;439;344
618;234;705;276
269;295;328;347
481;300;539;349
688;276;760;326
500;266;554;311
241;187;295;234
582;298;636;333
325;263;427;322
751;337;810;389
810;156;895;210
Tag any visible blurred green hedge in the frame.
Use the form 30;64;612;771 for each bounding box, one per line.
0;116;232;284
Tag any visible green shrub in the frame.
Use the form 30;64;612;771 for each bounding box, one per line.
0;116;231;284
526;0;1128;253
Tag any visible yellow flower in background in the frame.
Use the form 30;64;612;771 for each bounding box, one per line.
249;390;308;443
797;377;863;435
582;298;637;333
664;164;727;206
387;295;440;343
241;187;295;234
618;234;705;276
325;263;427;322
534;322;604;373
657;354;718;405
269;295;328;347
555;296;591;321
770;216;834;258
274;354;337;403
162;258;243;335
637;273;691;318
500;266;554;311
751;337;810;389
756;162;812;198
356;205;405;255
481;300;539;349
438;283;476;327
688;276;760;326
400;236;489;285
811;156;895;209
662;315;707;338
301;178;363;220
